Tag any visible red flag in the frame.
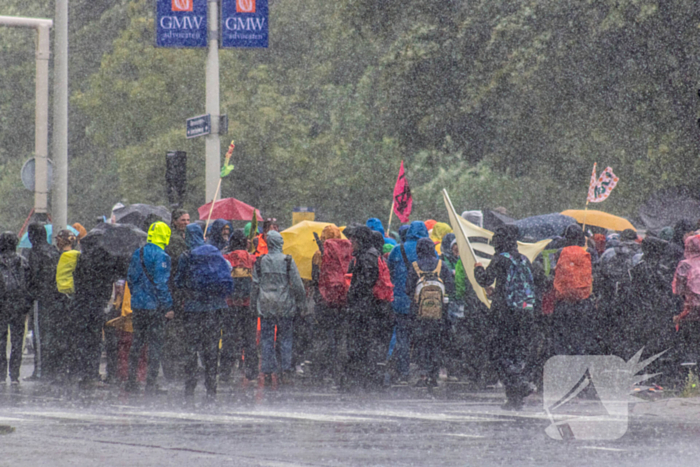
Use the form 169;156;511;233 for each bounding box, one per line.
392;161;412;223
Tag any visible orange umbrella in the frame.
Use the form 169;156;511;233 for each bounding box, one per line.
561;210;635;232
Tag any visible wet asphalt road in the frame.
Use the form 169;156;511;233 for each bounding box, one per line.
1;376;700;467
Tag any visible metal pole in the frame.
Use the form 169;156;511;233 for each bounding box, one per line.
52;0;69;231
205;0;220;202
34;24;51;215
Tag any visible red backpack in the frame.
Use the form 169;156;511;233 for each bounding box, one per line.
373;257;394;302
553;246;593;302
318;239;353;306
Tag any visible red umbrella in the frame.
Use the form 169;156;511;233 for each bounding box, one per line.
198;197;263;221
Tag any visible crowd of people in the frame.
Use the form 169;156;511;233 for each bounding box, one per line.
1;209;699;410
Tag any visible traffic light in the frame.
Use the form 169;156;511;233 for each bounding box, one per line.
165;151;187;206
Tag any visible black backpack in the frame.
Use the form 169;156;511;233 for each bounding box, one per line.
0;256;24;296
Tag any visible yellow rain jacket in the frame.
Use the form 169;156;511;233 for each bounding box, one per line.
56;250;81;295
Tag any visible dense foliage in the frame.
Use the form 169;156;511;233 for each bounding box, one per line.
1;0;699;230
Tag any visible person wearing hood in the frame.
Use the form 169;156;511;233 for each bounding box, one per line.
175;223;233;399
345;226;382;388
550;225;596;357
206;219;230;252
251;231;306;386
406;238;454;387
597;228;642;354
429;222;453;254
0;232;31;384
310;225;350;382
672;235;700;377
627;236;677;375
366;218;397;246
220;229;258;383
26;222;62;380
474;225;535;410
126;222;174;394
387;221;431;383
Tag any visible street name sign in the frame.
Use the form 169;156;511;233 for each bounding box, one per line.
186;114;211;138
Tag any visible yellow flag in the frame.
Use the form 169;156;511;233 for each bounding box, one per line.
442;189;550;308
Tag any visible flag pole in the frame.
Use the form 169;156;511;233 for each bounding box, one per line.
387;200;394;236
582;162;596;232
204;140;235;238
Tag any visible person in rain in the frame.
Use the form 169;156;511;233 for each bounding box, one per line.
597;228;641;354
439;233;469;381
310;225;350;385
251;230;306;387
387;221;430;384
406;238;454;387
672;234;700;377
26;223;62;381
221;229;259;383
175;224;233;401
0;232;31;385
71;239;118;387
429;222;453;254
126;221;174;394
628;236;676;376
474;225;536;410
206;219;230;252
344;226;381;388
366;217;397;247
162;209;190;381
550;225;596;356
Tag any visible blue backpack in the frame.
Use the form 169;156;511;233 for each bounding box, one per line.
500;252;535;312
187;245;234;297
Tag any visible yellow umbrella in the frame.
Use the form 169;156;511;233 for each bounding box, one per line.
561;210;635;232
280;220;346;280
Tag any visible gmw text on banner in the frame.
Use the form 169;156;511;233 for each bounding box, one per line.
156;0;207;48
221;0;269;48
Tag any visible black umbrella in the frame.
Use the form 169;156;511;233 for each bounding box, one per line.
482;210;516;231
514;213;577;242
113;204;171;229
81;222;147;259
639;186;700;234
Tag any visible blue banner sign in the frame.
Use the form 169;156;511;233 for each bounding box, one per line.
156;0;208;48
221;0;269;48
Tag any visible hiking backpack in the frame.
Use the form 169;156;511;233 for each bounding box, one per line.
412;260;445;319
373;257;394;303
553;246;592;302
500;252;535;311
318;239;353;306
187;246;234;297
227;252;255;303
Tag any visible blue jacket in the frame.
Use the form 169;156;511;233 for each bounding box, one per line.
387;221;430;314
127;243;173;310
367;217;397;246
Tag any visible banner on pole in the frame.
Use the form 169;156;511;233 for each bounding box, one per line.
587;163;619;203
155;0;208;48
392;161;412;223
221;0;269;48
443;189;549;308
